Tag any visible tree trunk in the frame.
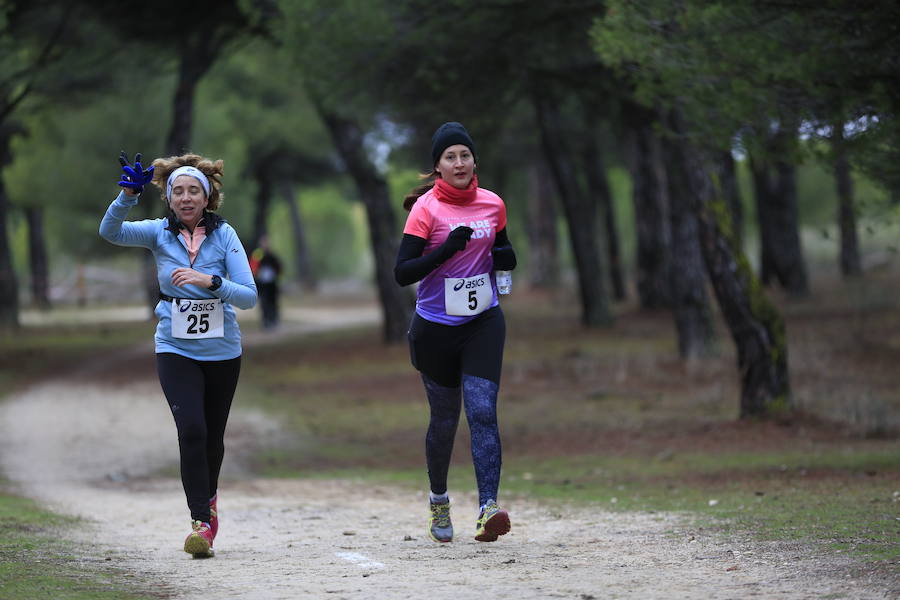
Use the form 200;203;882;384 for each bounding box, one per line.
250;162;273;249
165;38;216;156
749;132;809;296
135;38;221;318
714;150;743;250
533;90;611;326
749;158;778;286
25;206;50;310
525;158;559;289
317;110;413;343
583;129;625;301
672;112;791;417
282;181;318;292
661;116;716;359
0;124;20;331
623;102;671;309
832;122;862;277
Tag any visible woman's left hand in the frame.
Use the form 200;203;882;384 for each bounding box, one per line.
171;267;213;289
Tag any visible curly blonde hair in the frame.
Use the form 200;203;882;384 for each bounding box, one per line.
151;153;225;211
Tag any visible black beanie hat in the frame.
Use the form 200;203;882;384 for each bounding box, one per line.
431;122;476;166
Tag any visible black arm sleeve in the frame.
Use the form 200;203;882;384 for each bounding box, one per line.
491;227;517;270
394;234;450;286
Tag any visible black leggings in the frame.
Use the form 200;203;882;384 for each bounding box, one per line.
156;353;241;523
407;306;505;387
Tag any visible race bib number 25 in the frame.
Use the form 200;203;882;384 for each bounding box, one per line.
444;273;492;316
171;298;224;339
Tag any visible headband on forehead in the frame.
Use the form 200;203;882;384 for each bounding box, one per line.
167;165;211;199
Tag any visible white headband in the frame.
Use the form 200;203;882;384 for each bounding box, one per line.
167;165;211;199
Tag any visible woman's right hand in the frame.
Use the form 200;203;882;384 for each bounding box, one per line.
118;151;154;195
442;225;474;255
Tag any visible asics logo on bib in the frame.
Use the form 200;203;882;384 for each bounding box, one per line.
190;302;218;311
454;277;486;291
177;299;217;312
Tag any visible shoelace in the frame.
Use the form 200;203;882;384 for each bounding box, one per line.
478;504;498;527
191;520;211;534
431;504;451;527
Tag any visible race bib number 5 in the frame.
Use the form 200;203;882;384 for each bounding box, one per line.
444;273;492;316
171;298;224;339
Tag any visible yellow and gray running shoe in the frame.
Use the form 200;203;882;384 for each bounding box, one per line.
474;500;510;542
428;500;453;543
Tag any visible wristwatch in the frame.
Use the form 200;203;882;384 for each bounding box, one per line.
209;275;222;291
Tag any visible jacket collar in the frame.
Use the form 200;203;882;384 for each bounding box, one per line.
165;210;224;236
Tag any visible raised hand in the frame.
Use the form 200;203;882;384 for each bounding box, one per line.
118;151;155;194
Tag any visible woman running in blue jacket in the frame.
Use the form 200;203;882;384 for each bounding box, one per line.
100;152;257;557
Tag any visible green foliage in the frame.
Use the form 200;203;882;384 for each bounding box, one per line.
196;37;331;163
286;183;368;278
6;72;170;257
593;1;900;193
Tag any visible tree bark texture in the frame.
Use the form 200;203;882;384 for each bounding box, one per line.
525;158;560;289
661;116;716;359
623;102;671;310
137;37;222;318
318;110;413;343
714;150;743;250
165;37;217;156
582;131;625;301
671;113;791;417
251;162;273;249
749;137;809;296
282;182;318;292
0;124;20;331
25;206;50;310
533;90;611;326
832;123;862;277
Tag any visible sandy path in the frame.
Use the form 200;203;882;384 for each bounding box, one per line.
0;308;892;599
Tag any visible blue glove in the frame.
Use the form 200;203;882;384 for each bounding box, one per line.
118;151;154;194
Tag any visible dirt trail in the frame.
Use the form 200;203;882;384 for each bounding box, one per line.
0;307;890;599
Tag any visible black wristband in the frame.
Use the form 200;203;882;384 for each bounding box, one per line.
209;275;222;291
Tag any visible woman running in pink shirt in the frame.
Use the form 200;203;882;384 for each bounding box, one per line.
395;122;517;543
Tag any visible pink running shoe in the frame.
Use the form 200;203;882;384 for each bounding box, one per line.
184;520;215;557
209;495;219;541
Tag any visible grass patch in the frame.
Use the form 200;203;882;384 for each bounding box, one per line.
499;451;900;561
0;487;161;600
0;320;152;392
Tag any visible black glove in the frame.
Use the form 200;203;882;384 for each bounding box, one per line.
118;151;154;194
492;245;517;270
438;226;474;260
